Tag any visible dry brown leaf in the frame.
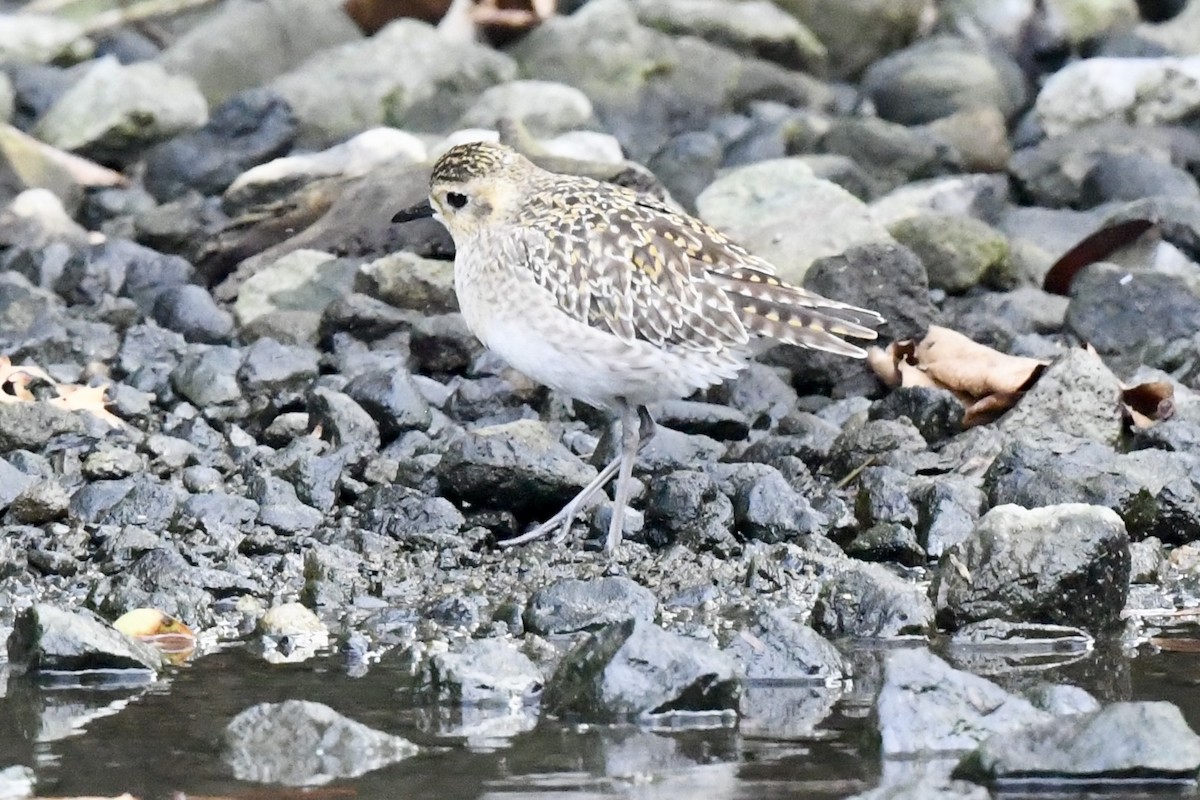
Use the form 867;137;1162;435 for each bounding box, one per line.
0;356;125;428
913;326;1047;398
1120;379;1175;429
1149;637;1200;653
0;356;54;403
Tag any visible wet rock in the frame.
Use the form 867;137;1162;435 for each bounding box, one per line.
171;345;244;407
1066;264;1200;374
543;618;739;721
813;561;935;638
143;88;297;202
869;387;963;446
957;701;1200;783
344;369;432;438
270;20;516;146
651;400;749;441
223;700;418;786
933;504;1130;632
1036;56;1200;137
356;485;465;546
35;57;207;164
643;469;736;551
525;576;657;635
913;479;985;558
250;475;322;533
1130;537;1166;583
888;213;1013;293
426;638;543;705
724;465;828;544
152;285;234;344
1022;681;1102;716
696;158;891;285
356;251;456;314
862;36;1025;125
774;0;931;79
7;603;162;673
630;0;826;71
437;419;597;519
725;609;846;682
846;777;989;800
876;647;1051;756
511;0;830;162
307;387;380;452
458;80;594;136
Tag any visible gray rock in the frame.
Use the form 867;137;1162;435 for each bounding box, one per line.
223;700;418;786
957;702;1200;782
250;475;322;533
996;348;1125;447
820;116;962;198
152;285;234;344
876;647;1051;756
725;609;847;682
862;35;1026;125
233;250;358;330
870;387;964;446
932;503;1130;632
437;419;597;518
807;243;935;343
1080;151;1200;207
357;251;457;314
646;131;723;212
1130;537;1165;583
0;73;11;124
344;369;433;438
888;213;1014;293
426;638;542;705
823;418;929;478
457;80;595;137
0;765;35;800
171;345;244;407
307;387;380;452
35;57;207;164
0;401;86;452
81;445;144;480
643;469;736;551
727;466;828;544
0;457;38;511
913;479;985;558
629;0;826;71
270;20;516;146
543;618;740;720
813;561;936;638
1066;263;1200;374
871;173;1010;228
355;485;465;546
1022;681;1102;716
7;603;162;674
0;14;93;65
510;0;830;162
651;400;749;441
158;0;361;105
525;576;657;635
143;88;297;202
237;337;319;401
1036;56;1200;137
696;158;892;284
772;0;931;78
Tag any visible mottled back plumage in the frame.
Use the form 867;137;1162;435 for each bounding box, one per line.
428;141;884;361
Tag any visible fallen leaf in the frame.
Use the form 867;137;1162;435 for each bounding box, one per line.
1120;379;1175;429
115;608;197;664
50;383;124;429
1149;637;1200;653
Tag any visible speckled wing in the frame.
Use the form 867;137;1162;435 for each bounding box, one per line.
516;181;884;357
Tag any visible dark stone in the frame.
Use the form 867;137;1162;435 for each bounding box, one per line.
725;609;847;682
117;322;187;398
812;561;935;638
1080;152;1199;208
652;399;750;441
282;449;346;512
543;618;740;721
525;576;657;635
344;368;433;439
820;116;961;196
1066;263;1200;373
955;702;1200;783
932;503;1130;632
306;386;380;452
318;293;416;344
355;484;465;547
643;469;736;551
845;522;926;567
237;337;319;404
8;603;162;674
249;474;322;533
181;492;259;535
869;387;963;445
876;647;1050;756
171;345;244;407
409;313;483;375
823;418;928;478
646;130;722;211
437;419;596;520
913;479;984;558
143;88;297;202
152;284;234;343
807;243;934;343
0;402;86;453
727;465;828;544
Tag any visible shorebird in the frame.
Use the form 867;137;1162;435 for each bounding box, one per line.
393;141;884;553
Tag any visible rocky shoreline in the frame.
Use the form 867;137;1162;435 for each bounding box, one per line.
3;0;1200;796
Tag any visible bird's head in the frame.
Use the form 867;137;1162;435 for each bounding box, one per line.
392;141;534;239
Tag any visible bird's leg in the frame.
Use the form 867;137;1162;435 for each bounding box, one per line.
605;404;646;553
497;454;622;548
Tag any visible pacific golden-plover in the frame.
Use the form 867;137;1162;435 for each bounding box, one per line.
394;141;884;553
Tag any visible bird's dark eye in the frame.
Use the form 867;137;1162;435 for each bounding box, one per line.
446;192;468;209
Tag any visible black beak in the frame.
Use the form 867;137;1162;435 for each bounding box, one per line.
391;199;434;223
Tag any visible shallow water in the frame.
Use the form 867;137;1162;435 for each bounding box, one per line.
3;641;1200;800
